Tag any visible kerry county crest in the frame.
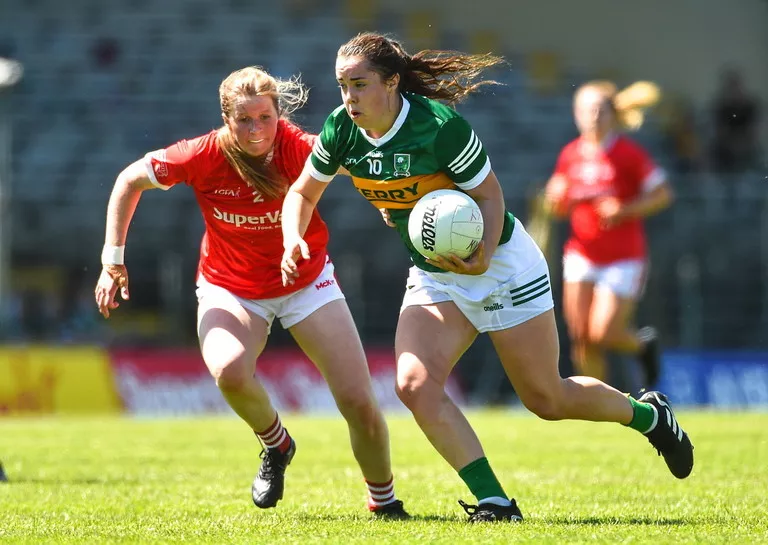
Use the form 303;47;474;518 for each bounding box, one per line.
394;153;411;177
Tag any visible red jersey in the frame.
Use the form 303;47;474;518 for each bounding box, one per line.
554;134;665;264
144;119;329;299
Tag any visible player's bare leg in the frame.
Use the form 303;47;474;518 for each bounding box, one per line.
563;280;608;380
395;302;480;469
574;342;608;382
588;290;641;352
493;309;632;421
396;302;522;521
198;295;295;508
290;299;408;517
290;299;391;482
588;289;660;387
491;309;692;478
197;297;275;431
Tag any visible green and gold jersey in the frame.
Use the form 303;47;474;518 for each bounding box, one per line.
308;93;515;271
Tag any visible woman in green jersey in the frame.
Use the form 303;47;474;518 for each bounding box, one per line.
281;32;694;522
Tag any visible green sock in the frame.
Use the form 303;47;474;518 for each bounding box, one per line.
626;396;657;433
458;457;508;502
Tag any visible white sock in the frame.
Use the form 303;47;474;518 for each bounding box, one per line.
478;496;511;507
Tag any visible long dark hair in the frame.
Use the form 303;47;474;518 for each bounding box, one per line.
337;32;505;104
217;66;308;200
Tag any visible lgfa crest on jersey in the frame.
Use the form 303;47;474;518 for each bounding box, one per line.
394;153;411;177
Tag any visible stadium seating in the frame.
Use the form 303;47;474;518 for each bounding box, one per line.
3;1;764;349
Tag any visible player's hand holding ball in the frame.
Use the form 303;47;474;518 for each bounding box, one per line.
408;189;487;275
427;239;488;275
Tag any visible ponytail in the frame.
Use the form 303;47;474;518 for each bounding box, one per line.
338;32;505;104
580;80;661;131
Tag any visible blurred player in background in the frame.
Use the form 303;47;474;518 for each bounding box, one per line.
94;66;408;518
0;460;7;482
542;81;674;389
281;33;693;523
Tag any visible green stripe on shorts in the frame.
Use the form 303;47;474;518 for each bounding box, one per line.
509;275;550;306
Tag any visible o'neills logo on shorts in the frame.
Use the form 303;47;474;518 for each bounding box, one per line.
420;204;437;252
315;279;335;290
212;207;281;227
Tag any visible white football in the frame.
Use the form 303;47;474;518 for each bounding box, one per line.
408;189;484;260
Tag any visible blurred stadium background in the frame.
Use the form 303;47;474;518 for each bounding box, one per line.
1;0;767;415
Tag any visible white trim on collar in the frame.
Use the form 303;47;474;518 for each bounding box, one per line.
359;95;410;147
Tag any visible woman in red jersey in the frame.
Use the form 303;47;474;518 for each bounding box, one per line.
93;67;407;518
544;81;674;388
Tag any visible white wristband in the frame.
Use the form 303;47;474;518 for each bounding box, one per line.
101;245;125;265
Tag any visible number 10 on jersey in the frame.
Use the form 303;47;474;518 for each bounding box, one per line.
366;158;382;175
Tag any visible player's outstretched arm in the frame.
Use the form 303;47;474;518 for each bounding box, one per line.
596;181;674;228
620;181;675;219
95;160;156;318
280;168;330;286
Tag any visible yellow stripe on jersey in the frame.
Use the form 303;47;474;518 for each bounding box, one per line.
351;173;455;209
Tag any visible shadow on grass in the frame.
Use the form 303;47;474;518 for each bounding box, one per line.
289;512;459;524
545;516;690;526
5;477;141;485
280;513;696;526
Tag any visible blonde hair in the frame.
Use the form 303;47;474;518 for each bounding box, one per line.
216;66;309;200
577;80;661;131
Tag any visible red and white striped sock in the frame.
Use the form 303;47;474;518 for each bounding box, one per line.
366;476;397;511
254;414;292;454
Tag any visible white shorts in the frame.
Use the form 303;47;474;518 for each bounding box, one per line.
401;221;554;333
195;259;345;333
562;252;647;299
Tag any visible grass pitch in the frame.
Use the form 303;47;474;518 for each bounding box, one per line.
1;410;766;543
